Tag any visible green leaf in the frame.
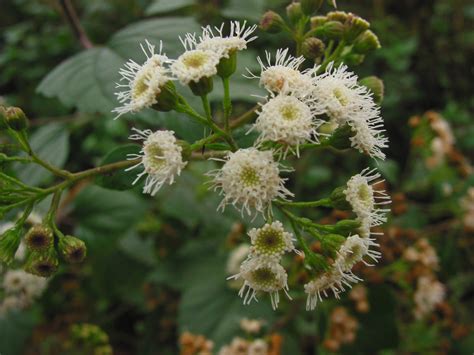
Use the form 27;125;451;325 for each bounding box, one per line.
37;18;201;113
15;123;69;186
72;185;146;234
95;144;141;190
0;309;40;355
146;0;195;15
222;0;266;21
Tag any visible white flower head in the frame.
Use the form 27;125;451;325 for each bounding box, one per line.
251;94;324;157
344;168;391;227
248;221;299;259
312;63;388;159
229;256;290;310
246;48;313;97
170;34;220;85
334;235;380;273
414;275;445;319
208;148;293;217
248;339;268;355
113;40;172;117
127;128;187;196
197;21;257;59
304;272;346;311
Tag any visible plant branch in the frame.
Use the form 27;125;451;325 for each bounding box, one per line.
59;0;93;49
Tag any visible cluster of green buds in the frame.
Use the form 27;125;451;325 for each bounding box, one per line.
1;105;86;277
68;323;112;355
0;222;86;277
259;2;382;78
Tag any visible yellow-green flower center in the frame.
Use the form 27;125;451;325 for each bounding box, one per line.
240;166;260;187
333;88;349;106
182;52;208;68
132;73;150;100
357;183;373;207
251;267;276;286
144;143;165;171
280;104;299;121
255;229;285;255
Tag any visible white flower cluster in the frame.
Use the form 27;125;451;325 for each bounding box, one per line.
304;168;390;310
247;50;388;159
228;221;299;309
0;269;48;316
218;337;268;355
413;275;445;319
127;128;187;196
208;148;292;217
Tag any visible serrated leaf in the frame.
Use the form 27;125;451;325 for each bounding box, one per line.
37;18;201;113
95;144;141;190
15;123;69;186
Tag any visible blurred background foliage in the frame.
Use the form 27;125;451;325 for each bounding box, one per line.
0;0;473;354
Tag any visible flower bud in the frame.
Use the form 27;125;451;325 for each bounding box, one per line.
320;21;344;40
359;76;384;104
24;247;59;277
320;233;345;257
260;11;286;34
217;50;237;78
326;123;355;149
310;16;327;29
343;53;365;66
330;186;351;210
0;225;22;264
4;107;28;131
286;2;303;26
327;11;348;23
189;76;213;97
301;37;325;60
301;0;323;15
334;219;361;234
24;225;54;251
346;15;370;42
353;30;381;54
58;235;87;263
151;81;179;112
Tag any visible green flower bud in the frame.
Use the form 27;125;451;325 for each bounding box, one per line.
353;30;381;54
286;2;303;26
24;225;54;251
260;11;286;34
346;15;370;42
327;11;348;23
326;123;355;149
320;233;346;257
301;37;325;60
334;219;361;234
217;50;237;78
310;16;327;29
320;21;344;40
189;76;213;97
24;247;59;277
301;0;323;15
151;81;179;112
343;53;365;66
330;186;351;210
4;107;28;131
58;235;87;263
0;225;22;264
359;76;384;105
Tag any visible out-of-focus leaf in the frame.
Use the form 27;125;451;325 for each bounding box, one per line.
72;185;146;234
222;0;266;21
0;309;40;355
95;144;141;190
146;0;195;15
37;18;200;113
16;123;69;186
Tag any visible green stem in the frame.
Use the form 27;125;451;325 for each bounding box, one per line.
222;77;232;131
318;40;346;74
280;207;336;233
45;189;62;224
276;198;332;208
